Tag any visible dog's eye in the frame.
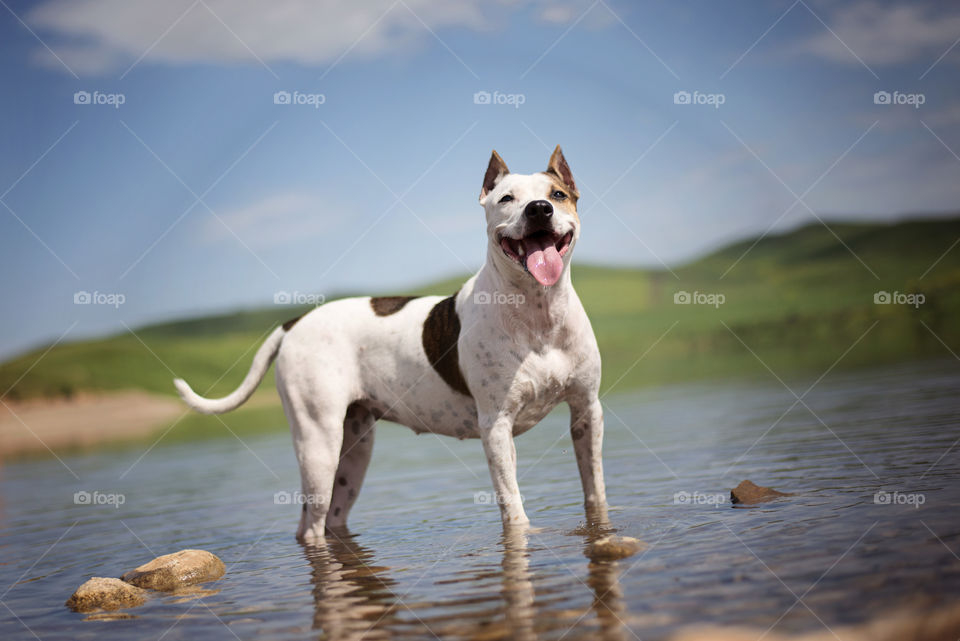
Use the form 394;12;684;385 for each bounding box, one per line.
551;190;567;200
498;194;514;204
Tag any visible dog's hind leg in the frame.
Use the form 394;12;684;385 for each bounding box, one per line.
325;403;376;530
281;388;347;542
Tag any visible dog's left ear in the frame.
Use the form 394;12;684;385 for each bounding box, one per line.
480;150;510;203
545;145;579;198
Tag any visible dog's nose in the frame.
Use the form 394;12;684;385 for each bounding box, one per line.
524;200;553;220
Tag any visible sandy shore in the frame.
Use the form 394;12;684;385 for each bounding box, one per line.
0;391;184;458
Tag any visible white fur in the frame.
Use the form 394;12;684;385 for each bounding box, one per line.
175;156;608;541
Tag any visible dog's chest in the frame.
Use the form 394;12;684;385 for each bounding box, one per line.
507;347;574;435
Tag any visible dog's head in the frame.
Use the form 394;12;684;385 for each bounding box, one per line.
478;146;580;287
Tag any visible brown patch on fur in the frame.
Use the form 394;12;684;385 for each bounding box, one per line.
571;427;585;441
422;295;472;397
370;296;418;316
282;314;305;331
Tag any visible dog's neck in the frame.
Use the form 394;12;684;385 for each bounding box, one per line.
475;246;575;342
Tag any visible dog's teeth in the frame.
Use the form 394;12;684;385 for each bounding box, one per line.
518;245;525;257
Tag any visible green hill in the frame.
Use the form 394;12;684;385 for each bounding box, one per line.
3;216;959;404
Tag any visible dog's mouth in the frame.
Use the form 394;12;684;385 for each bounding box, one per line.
499;230;573;287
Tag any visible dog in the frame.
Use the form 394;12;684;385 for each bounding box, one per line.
174;146;608;541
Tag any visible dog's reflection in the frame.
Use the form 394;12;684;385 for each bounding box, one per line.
301;527;627;641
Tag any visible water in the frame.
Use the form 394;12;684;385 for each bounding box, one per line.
2;359;959;640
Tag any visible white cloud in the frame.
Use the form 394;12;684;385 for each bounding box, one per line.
790;1;960;66
200;192;343;248
26;0;602;74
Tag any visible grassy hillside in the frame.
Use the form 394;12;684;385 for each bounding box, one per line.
2;217;959;405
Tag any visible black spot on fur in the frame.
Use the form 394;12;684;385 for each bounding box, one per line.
338;476;347;486
422;294;472;398
283;314;305;331
572;427;585;440
334;507;341;516
370;296;418;316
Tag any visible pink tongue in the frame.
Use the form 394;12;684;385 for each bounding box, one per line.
523;236;564;286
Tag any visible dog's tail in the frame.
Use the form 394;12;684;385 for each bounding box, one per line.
173;326;286;415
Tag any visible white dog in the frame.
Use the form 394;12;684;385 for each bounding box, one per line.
175;146;608;541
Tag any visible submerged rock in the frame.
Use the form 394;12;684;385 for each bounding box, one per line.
66;577;147;613
731;480;791;505
588;535;647;561
121;549;225;591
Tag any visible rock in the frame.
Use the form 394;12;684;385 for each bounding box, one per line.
587;535;647;561
65;577;147;613
730;480;791;505
121;549;225;591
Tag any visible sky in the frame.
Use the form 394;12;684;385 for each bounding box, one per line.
1;0;959;359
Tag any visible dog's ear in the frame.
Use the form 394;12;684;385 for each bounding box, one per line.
480;150;510;202
545;145;579;198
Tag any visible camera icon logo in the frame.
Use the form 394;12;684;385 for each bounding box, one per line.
874;291;891;304
673;491;691;504
274;490;292;505
274;91;291;105
674;291;691;304
74;291;92;305
74;91;91;105
74;490;91;504
474;491;492;505
874;91;891;105
473;291;491;305
673;91;691;105
873;490;891;504
473;91;491;105
274;291;291;304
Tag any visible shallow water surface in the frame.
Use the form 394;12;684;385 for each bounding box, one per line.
1;359;959;640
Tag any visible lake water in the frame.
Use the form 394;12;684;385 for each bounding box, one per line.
2;359;959;640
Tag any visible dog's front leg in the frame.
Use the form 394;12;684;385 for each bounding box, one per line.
569;396;609;525
479;414;529;528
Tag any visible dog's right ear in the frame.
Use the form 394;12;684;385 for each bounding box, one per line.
479;150;510;203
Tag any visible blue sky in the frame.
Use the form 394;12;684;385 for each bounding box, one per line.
1;0;959;359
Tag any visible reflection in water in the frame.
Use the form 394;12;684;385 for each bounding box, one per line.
303;526;629;640
303;531;399;640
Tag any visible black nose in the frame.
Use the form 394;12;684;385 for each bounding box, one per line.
524;200;553;220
